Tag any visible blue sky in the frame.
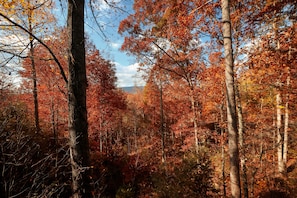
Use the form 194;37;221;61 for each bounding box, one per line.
0;0;143;88
83;0;145;87
53;0;143;87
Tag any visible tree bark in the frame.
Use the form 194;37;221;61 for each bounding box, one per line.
283;71;290;174
235;83;249;198
221;0;241;197
190;90;199;154
134;113;138;152
29;39;40;133
159;81;166;164
276;92;285;174
284;44;292;166
67;0;93;197
28;4;40;134
220;104;227;198
50;97;57;148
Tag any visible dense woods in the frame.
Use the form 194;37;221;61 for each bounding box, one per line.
0;0;297;197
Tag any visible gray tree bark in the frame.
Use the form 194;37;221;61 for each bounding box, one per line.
221;0;241;197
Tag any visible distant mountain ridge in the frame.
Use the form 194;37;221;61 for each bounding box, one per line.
120;86;144;93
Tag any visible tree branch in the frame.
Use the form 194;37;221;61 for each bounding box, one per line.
0;12;68;84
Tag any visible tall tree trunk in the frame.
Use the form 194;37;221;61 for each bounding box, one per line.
220;104;227;198
190;90;199;154
159;82;166;164
99;113;103;153
134;112;138;152
272;115;276;176
283;88;289;170
28;5;40;134
99;105;104;153
235;84;249;198
50;97;57;147
276;92;285;174
67;0;93;197
272;0;286;176
221;0;241;197
283;56;291;173
221;138;227;197
29;40;40;133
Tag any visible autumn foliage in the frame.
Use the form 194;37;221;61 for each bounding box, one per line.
1;0;297;197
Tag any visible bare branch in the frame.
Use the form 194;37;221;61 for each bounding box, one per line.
0;12;68;84
89;0;108;40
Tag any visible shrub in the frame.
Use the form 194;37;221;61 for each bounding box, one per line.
152;149;218;198
0;103;72;197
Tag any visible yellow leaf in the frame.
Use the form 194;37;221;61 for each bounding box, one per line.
277;105;285;109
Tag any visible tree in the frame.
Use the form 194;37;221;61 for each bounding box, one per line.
119;0;206;154
67;0;93;197
20;36;68;136
242;0;297;178
220;0;241;197
0;0;56;133
86;46;126;154
151;68;167;164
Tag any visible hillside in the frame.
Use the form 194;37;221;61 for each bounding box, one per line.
120;86;144;93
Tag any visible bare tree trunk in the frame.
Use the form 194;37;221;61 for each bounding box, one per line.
99;114;103;153
159;82;166;164
276;92;285;174
221;140;227;197
50;97;57;147
271;0;286;176
236;84;249;198
67;0;93;197
29;43;40;133
50;96;59;178
221;0;241;197
190;92;199;154
28;6;40;134
283;73;290;173
272;115;276;176
220;104;226;198
134;114;138;152
99;107;104;153
284;45;292;167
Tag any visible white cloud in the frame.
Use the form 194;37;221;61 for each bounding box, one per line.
0;33;28;88
0;33;30;55
109;41;121;49
91;0;122;11
114;62;145;87
151;38;171;54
